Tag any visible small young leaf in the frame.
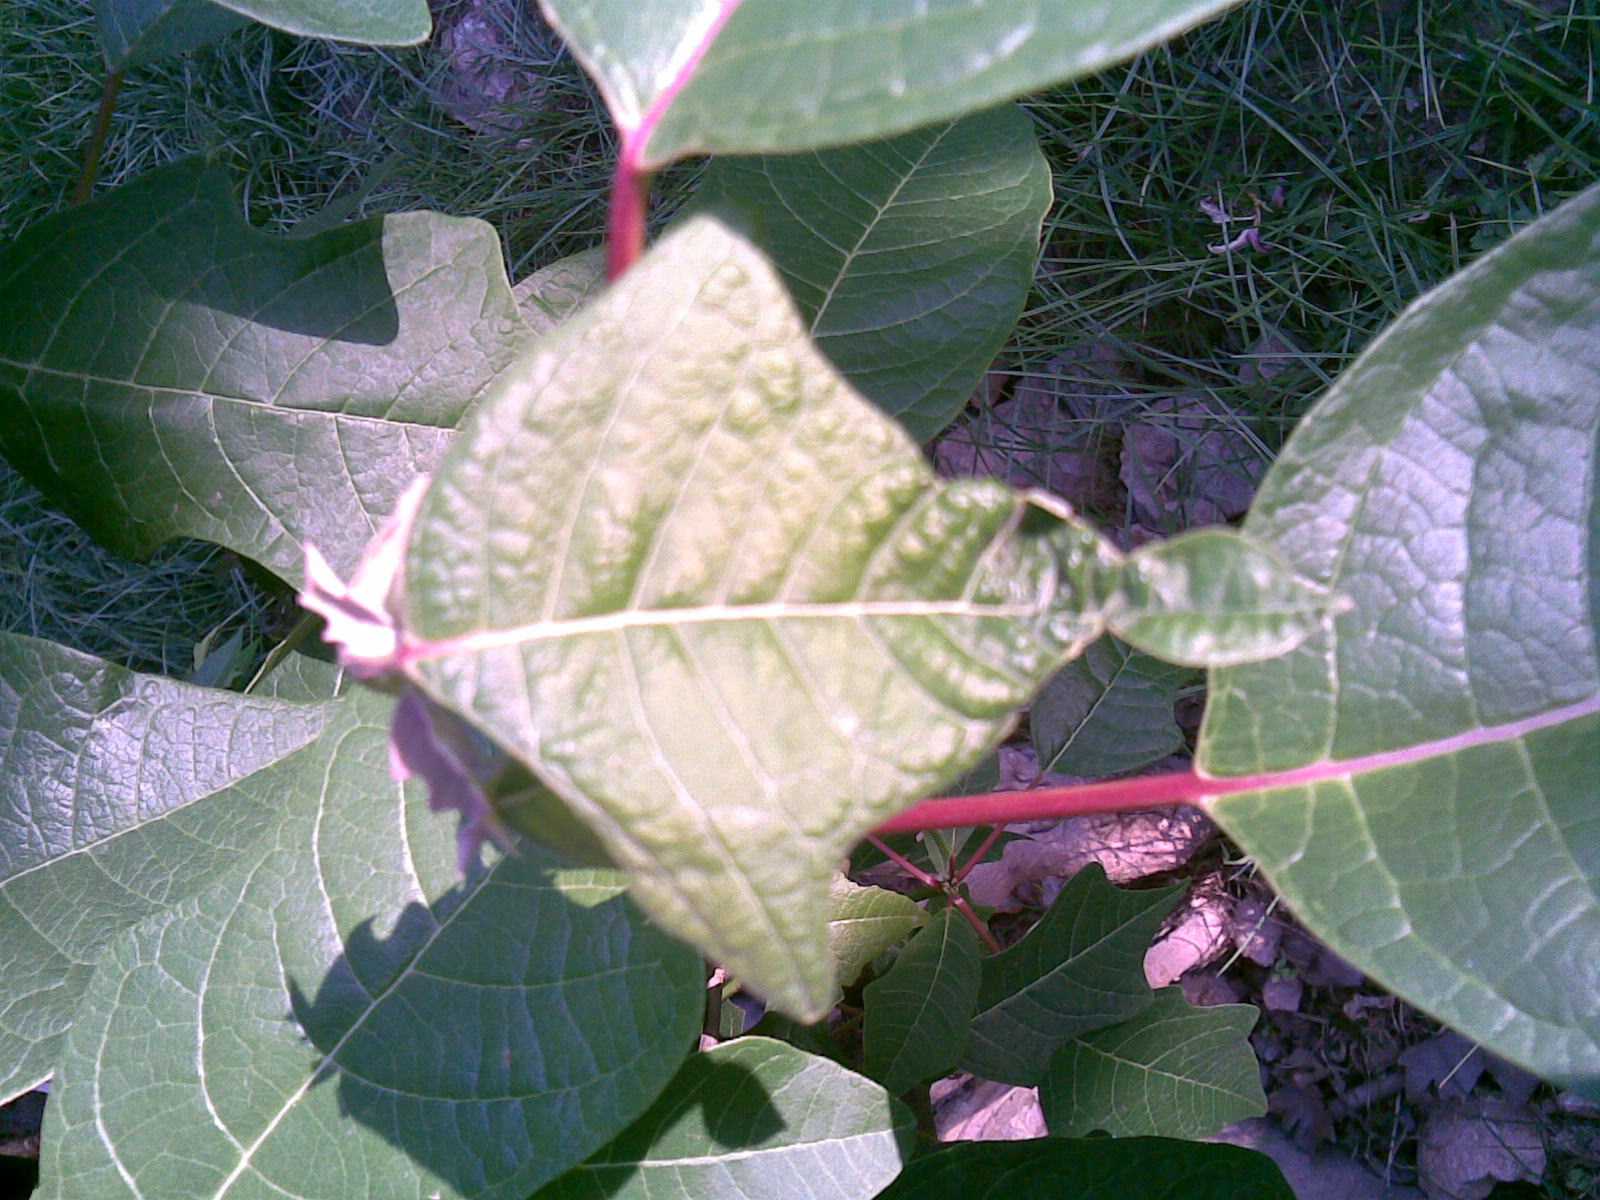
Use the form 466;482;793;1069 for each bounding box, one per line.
1032;636;1191;778
1201;180;1600;1095
0;160;528;586
863;909;981;1095
1112;528;1343;667
37;687;702;1200
536;1038;914;1200
874;1136;1293;1200
828;876;928;992
0;634;331;1106
961;864;1181;1085
1039;986;1265;1139
397;213;1132;1021
512;247;608;337
699;103;1051;440
543;0;1247;166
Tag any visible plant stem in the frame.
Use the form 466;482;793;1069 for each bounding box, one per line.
864;834;940;890
605;150;648;280
876;769;1213;834
73;69;124;206
950;894;1003;955
951;826;1004;885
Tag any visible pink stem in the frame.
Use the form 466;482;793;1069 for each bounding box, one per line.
606;149;648;281
875;693;1600;835
952;826;1004;885
602;1;745;281
951;894;1003;955
876;769;1211;835
864;834;940;890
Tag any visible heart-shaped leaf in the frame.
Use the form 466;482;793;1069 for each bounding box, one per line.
1200;182;1600;1095
0;634;331;1105
863;908;981;1095
536;1037;913;1200
541;0;1246;167
37;685;702;1200
827;875;927;992
961;865;1181;1085
874;1137;1293;1200
1039;986;1265;1139
699;103;1050;440
392;214;1324;1022
1032;637;1191;779
0;160;528;585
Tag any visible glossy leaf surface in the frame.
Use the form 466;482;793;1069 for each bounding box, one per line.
699;104;1050;440
38;686;702;1200
961;865;1180;1085
536;1037;913;1200
875;1137;1293;1200
1039;987;1265;1138
0;160;527;586
1032;637;1190;779
827;875;927;992
1201;182;1600;1094
863;909;980;1095
0;634;330;1105
541;0;1245;166
398;215;1316;1021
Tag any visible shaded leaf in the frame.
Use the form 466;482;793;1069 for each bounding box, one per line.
864;909;981;1095
874;1136;1293;1200
1032;636;1190;778
1039;986;1265;1139
961;865;1181;1085
395;214;1314;1023
37;686;702;1200
542;0;1246;166
0;159;528;586
513;247;608;337
700;104;1050;440
95;0;247;70
1200;181;1600;1094
536;1037;913;1200
828;875;927;991
0;634;331;1105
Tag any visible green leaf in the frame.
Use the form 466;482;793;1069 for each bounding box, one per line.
1032;636;1190;778
828;875;927;991
541;0;1246;167
535;1037;913;1200
95;0;248;71
513;247;608;338
863;908;981;1094
698;104;1050;440
37;686;702;1200
213;0;431;44
0;160;528;586
1039;987;1265;1139
397;213;1134;1021
1200;181;1600;1095
0;634;331;1105
1112;528;1342;668
961;865;1180;1085
873;1137;1293;1200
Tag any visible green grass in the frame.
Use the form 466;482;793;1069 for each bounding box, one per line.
0;0;1595;667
